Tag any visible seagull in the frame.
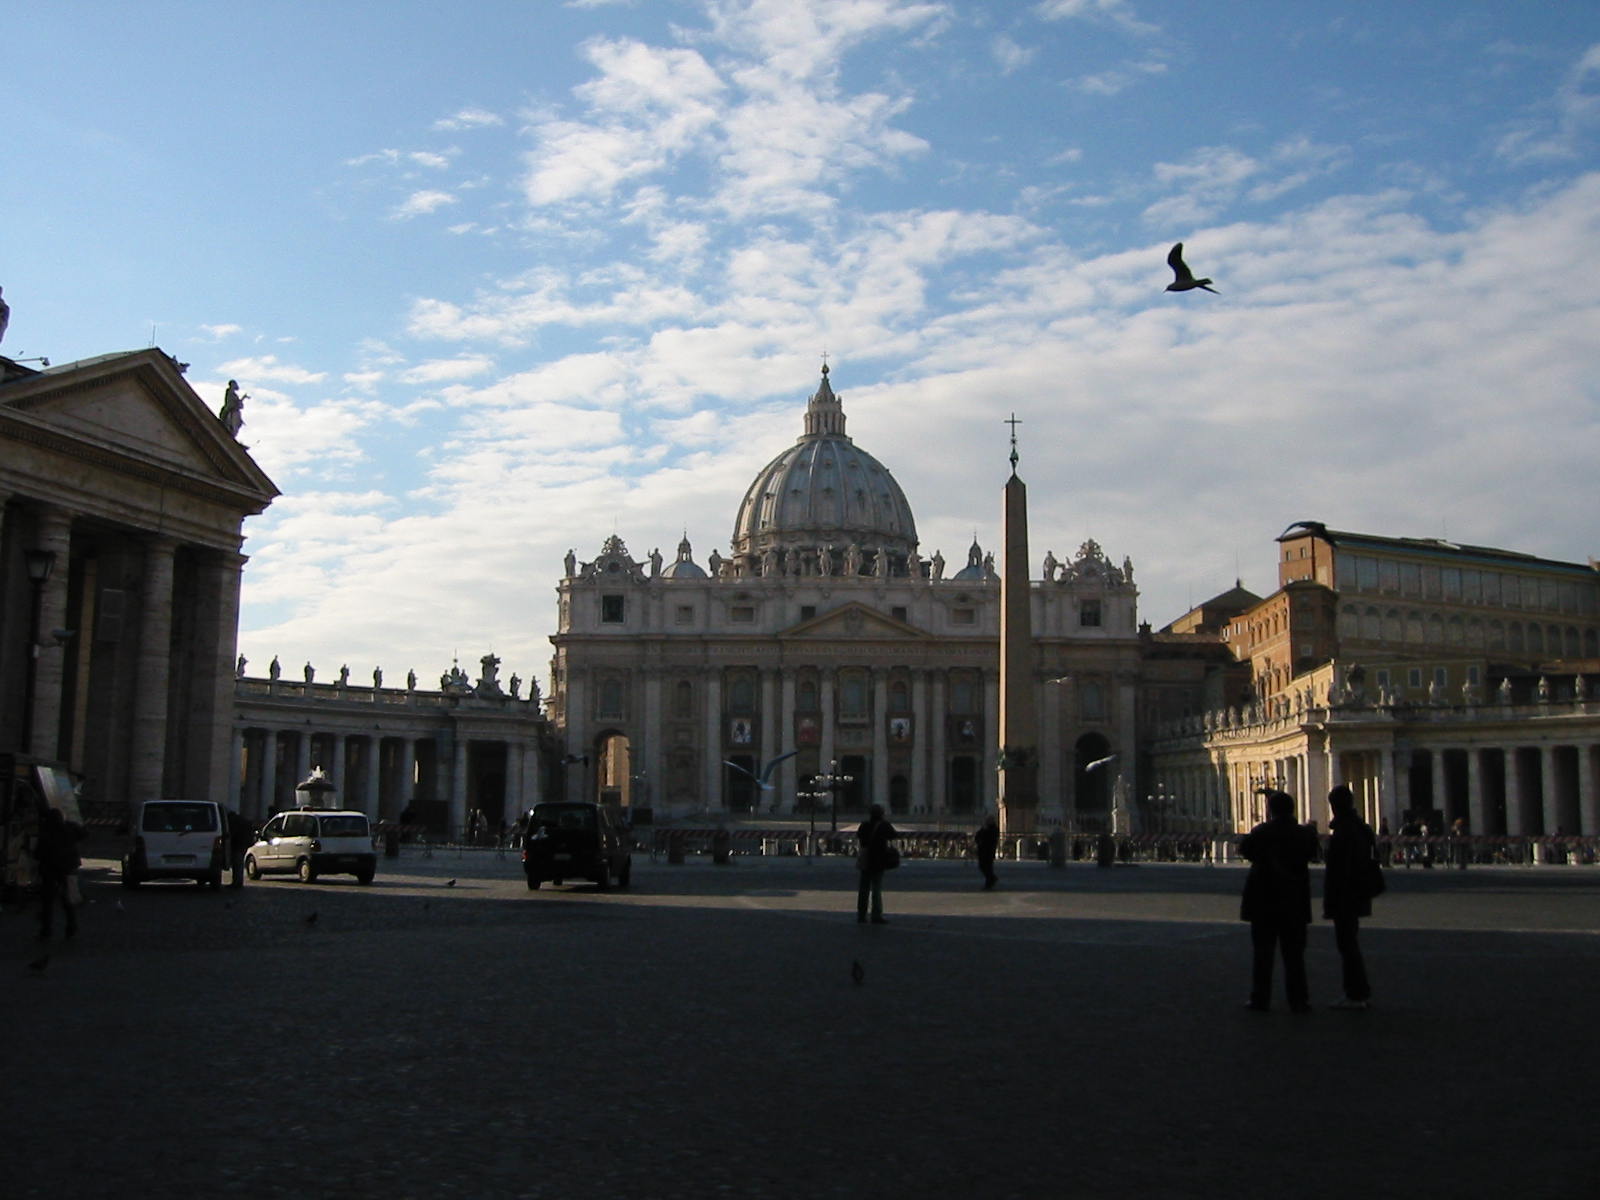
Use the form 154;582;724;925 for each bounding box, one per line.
1085;754;1118;774
851;959;865;986
1046;675;1072;685
722;749;801;791
563;753;590;765
1166;243;1218;294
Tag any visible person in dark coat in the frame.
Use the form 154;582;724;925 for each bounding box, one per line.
974;814;1000;890
1323;785;1377;1009
225;808;255;888
34;808;83;940
856;803;898;924
1239;790;1319;1012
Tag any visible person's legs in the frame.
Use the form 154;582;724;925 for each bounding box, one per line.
857;870;870;921
1280;922;1310;1010
868;869;886;921
1334;914;1370;1001
1249;922;1275;1008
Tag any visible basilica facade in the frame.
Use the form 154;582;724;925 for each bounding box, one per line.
549;367;1221;828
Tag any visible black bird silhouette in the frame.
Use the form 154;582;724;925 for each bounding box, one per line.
722;750;801;791
304;911;319;928
851;959;865;986
1166;243;1218;294
27;952;50;974
446;879;457;887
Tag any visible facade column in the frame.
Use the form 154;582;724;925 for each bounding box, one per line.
910;669;928;815
193;552;246;806
504;741;522;825
396;738;418;821
1505;746;1527;836
1540;744;1560;835
982;669;999;809
363;735;382;819
330;733;348;797
1466;747;1486;834
643;670;663;816
1578;743;1598;838
779;671;797;813
229;729;245;815
27;506;74;760
872;668;889;812
1039;674;1062;823
294;730;312;791
819;672;835;771
703;672;723;809
130;534;178;801
929;672;947;814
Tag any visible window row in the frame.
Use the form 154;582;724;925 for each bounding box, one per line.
1338;606;1600;657
1337;555;1597;615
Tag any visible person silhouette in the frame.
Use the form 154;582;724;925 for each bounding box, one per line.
1323;785;1377;1009
1239;790;1318;1012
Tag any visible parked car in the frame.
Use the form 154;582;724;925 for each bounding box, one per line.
245;809;377;884
522;801;631;890
122;799;227;889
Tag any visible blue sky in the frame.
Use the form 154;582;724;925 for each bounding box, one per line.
6;1;1599;688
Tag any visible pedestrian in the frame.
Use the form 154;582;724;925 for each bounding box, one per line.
34;808;83;941
226;808;254;887
1323;785;1378;1010
974;814;1000;890
856;803;898;924
1239;790;1319;1013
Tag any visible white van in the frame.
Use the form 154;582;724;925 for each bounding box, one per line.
122;799;227;889
245;809;376;884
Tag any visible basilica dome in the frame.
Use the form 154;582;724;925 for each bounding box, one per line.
730;366;919;577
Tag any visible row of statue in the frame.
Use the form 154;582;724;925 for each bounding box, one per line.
236;653;538;702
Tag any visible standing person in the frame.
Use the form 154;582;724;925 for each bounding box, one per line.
974;814;1000;890
1239;790;1319;1013
1323;785;1377;1010
856;803;898;924
34;808;83;941
226;808;254;888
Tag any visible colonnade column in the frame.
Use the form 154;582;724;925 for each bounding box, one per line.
929;673;947;814
643;670;663;815
702;673;722;809
819;674;835;770
982;669;999;808
363;736;381;819
330;733;348;797
258;730;278;818
504;741;523;826
450;735;468;832
131;534;178;801
1039;674;1062;822
229;730;245;815
1578;745;1598;838
27;506;74;760
1505;748;1527;835
1539;745;1559;835
779;673;797;813
910;670;928;814
760;668;780;814
1466;748;1486;834
396;738;417;821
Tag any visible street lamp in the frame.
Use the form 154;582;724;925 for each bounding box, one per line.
814;759;854;835
20;549;56;754
797;788;831;862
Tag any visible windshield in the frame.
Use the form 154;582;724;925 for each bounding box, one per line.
142;803;218;833
531;804;596;831
317;816;370;837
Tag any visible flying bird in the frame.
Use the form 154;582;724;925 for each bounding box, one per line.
851;959;865;986
563;753;590;766
722;749;801;791
1165;243;1218;294
1084;754;1118;774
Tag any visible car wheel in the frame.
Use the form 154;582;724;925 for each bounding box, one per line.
245;854;261;881
618;857;632;889
121;870;140;890
356;867;375;886
595;862;612;891
207;870;223;890
525;875;541;890
297;858;317;884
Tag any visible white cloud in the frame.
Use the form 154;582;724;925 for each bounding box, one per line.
392;190;459;219
200;323;242;340
398;356;496;384
1494;41;1600;163
992;34;1035;74
218;355;327;385
431;107;505;131
1035;0;1160;37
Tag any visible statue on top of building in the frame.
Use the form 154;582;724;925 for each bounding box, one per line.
219;380;246;437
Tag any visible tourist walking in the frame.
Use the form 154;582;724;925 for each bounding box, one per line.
34;808;83;940
974;814;1000;889
856;803;898;924
1239;790;1319;1012
1323;785;1379;1009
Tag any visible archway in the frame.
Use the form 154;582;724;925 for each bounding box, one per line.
595;731;632;810
1074;733;1114;832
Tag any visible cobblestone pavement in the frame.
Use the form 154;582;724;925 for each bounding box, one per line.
5;843;1599;1199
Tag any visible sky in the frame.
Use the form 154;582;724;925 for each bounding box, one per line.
6;1;1599;691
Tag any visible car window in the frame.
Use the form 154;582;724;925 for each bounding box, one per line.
143;803;218;833
260;816;284;838
284;814;315;837
318;816;369;837
533;805;596;831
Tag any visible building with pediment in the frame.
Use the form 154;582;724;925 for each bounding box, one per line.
549;367;1226;828
1;350;278;813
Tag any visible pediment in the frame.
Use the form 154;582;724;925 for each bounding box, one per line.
785;602;929;641
1;350;277;502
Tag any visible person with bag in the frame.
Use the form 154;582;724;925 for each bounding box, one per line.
1323;784;1379;1010
34;807;84;941
1239;790;1319;1012
856;803;898;924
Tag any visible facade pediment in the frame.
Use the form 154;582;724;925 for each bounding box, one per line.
1;350;278;505
785;602;929;641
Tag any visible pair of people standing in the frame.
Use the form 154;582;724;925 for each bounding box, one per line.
1240;785;1377;1011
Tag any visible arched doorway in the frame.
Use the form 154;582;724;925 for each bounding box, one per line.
595;731;632;810
1074;733;1114;832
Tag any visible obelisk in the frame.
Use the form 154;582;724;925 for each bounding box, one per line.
997;416;1038;836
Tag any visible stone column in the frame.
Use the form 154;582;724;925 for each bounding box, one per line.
1540;744;1560;835
1039;673;1062;823
779;671;797;813
27;506;74;759
930;672;947;814
521;734;543;811
1466;747;1486;834
330;733;348;797
819;672;835;770
450;734;469;834
983;669;1000;811
911;669;928;815
294;731;312;792
1578;744;1598;837
130;535;178;801
643;669;663;814
229;729;245;815
363;736;382;819
258;730;278;818
871;669;889;811
703;671;723;809
396;738;418;821
504;740;522;825
1505;747;1527;836
193;552;246;807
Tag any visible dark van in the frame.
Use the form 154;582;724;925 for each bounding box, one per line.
522;801;632;890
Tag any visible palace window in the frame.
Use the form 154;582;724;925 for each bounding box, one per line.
673;680;694;717
951;607;976;626
601;594;625;623
729;675;756;713
839;671;868;718
798;678;818;711
1080;599;1102;628
598;678;624;718
675;605;694;626
731;605;755;623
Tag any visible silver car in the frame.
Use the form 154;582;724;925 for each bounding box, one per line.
245;809;377;884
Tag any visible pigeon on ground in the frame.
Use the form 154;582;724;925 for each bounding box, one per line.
27;953;50;974
304;911;319;928
851;959;865;986
446;879;457;887
1165;243;1218;294
722;750;801;791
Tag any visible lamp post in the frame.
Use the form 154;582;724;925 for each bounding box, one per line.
798;788;831;862
814;759;854;835
20;548;56;754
